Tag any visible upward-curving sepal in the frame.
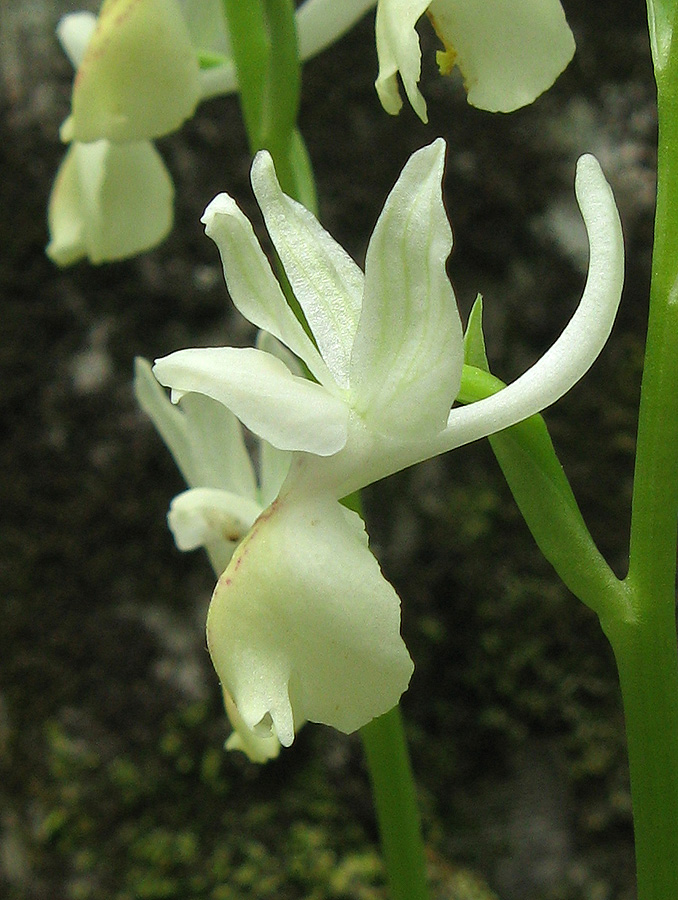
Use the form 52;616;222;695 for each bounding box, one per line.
251;151;364;391
350;138;463;439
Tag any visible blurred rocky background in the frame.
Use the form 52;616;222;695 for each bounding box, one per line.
0;1;655;898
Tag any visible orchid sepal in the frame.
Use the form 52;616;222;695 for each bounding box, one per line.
47;140;173;266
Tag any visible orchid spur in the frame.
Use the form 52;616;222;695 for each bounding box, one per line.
152;139;624;751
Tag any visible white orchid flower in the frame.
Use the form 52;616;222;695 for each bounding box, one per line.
48;0;377;264
151;139;624;750
374;0;575;121
48;11;175;265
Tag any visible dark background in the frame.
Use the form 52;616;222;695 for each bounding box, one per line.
0;1;657;897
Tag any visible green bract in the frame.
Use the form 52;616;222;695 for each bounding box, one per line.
150;140;624;751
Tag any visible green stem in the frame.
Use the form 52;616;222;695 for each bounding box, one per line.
361;707;430;900
219;0;269;147
610;5;678;897
220;0;311;200
627;33;678;598
603;611;678;900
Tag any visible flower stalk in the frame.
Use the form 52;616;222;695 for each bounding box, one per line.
605;3;678;896
361;707;429;900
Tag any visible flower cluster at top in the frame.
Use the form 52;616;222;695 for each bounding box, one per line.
138;138;625;761
48;0;574;265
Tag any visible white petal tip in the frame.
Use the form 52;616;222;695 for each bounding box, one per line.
251;149;274;176
201;192;239;229
575;153;603;184
250;150;279;197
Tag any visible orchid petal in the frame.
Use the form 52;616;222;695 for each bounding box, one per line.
180;394;258;495
62;0;200;143
350;139;463;439
206;493;413;747
222;690;281;762
258;441;292;508
296;0;377;59
153;347;349;455
47;140;173;266
255;333;296;507
168;487;261;552
135;358;258;495
427;0;575;113
251;151;364;390
56;12;97;69
375;0;431;121
201;193;333;388
433;155;624;455
135;359;258;497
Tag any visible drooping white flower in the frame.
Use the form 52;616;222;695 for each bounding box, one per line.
374;0;576;121
48;0;377;264
48;11;175;265
151;139;624;749
58;0;379;140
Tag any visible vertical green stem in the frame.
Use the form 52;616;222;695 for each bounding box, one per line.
220;0;310;200
613;6;678;897
361;707;430;900
604;612;678;900
219;0;269;147
627;17;678;596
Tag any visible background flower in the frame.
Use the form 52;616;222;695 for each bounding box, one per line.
375;0;575;120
